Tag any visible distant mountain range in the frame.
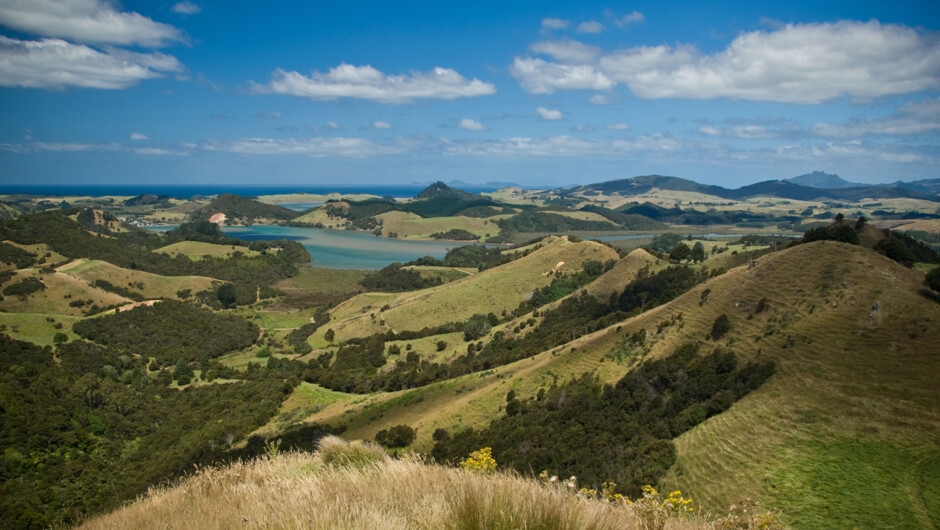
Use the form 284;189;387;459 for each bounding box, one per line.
557;173;940;202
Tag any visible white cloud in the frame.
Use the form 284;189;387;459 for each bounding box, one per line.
254;63;496;104
605;123;629;130
0;36;183;89
541;18;570;30
0;0;185;47
589;94;610;105
255;111;283;120
605;10;644;27
325;121;342;131
536;107;563;120
372;120;393;129
576;21;605;34
517;21;940;104
135;147;182;155
605;21;940;103
510;57;613;94
529;39;601;64
172;2;201;15
811;97;940;137
458;118;486;131
570;124;595;132
129;132;149;140
0;141;125;153
699;125;781;139
201;137;408;157
443;135;680;157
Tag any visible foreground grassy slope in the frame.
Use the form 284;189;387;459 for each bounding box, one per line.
294;241;938;528
314;236;620;342
80;437;707;530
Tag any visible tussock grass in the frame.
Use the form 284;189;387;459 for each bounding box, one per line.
80;437;703;530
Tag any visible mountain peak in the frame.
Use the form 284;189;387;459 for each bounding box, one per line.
415;181;478;200
787;171;860;189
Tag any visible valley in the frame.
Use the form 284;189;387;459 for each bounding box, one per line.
0;177;938;529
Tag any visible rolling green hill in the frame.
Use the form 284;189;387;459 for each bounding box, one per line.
287;240;939;528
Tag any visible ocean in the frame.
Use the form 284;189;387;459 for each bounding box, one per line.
0;184;502;199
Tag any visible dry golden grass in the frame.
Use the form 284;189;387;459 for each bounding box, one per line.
79;437;705;530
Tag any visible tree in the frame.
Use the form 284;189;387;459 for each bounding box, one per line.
669;243;692;262
926;267;940;294
874;238;914;267
324;329;335;343
374;424;416;448
217;283;237;308
464;314;492;341
53;332;68;346
710;314;731;340
436;340;447;351
690;242;706;263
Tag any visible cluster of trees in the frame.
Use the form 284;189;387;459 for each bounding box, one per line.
668;242;707;263
432;344;775;497
0;242;35;269
430;229;478;241
1;277;45;299
799;216;939;267
0;335;297;529
374;425;416;448
90;279;145;302
360;263;443;292
497;211;620;233
72;300;258;364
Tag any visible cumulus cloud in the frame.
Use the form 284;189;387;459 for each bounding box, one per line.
576;21;605;34
589;94;610;105
605;123;629;130
529;39;601;64
536;107;563;120
541;18;570;30
254;63;496;104
371;120;393;129
325;121;342;131
515;20;940;104
171;2;201;15
443;135;680;157
606;21;940;103
0;36;183;89
458;118;486;131
129;132;149;140
510;57;613;94
201;137;408;157
0;0;185;47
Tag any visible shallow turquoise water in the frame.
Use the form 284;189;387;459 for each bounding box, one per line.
151;225;461;269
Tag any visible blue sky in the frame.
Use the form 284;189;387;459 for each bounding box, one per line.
1;0;938;189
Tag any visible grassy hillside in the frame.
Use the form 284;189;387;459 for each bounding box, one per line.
155;241;262;260
0;268;129;317
288;241;938;528
374;211;494;240
79;437;712;530
57;258;217;300
313;236;620;342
